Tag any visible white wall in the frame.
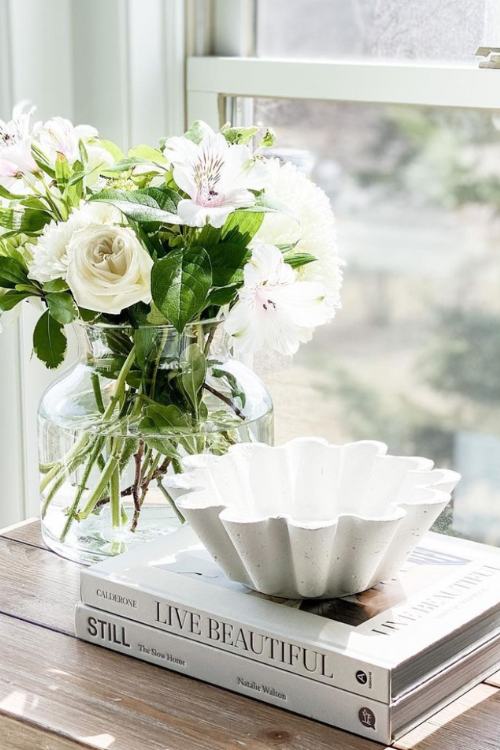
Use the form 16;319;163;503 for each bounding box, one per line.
0;0;185;524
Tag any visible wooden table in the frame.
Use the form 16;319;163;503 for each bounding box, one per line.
0;520;499;750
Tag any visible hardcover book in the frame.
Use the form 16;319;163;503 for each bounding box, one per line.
75;602;500;744
79;527;500;704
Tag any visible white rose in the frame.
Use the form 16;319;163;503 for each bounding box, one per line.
66;224;153;314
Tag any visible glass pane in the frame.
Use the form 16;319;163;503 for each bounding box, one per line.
250;96;500;545
256;0;487;63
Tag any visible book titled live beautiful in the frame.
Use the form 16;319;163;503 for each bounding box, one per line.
75;601;500;744
79;527;500;698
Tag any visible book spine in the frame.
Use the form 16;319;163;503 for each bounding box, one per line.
75;602;391;744
81;570;389;701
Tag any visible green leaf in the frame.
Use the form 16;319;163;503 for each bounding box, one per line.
42;278;69;293
221;125;259;145
133;326;157;370
20;196;49;211
259;128;276;148
184;121;208;144
96;139;124;162
196;210;261;287
0;290;31;311
78;307;100;323
100;157;145;174
139;187;181;213
143;402;193;431
46;293;78;325
151;247;212;332
128;144;168;165
0;207;51;232
15;282;40;294
206;284;240;306
33;311;67;369
181;344;206;414
212;366;246;409
0;257;27;288
222;209;264;243
78;140;89;165
0;184;27;200
146;303;168;325
284;251;317;269
90;188;181;223
31;143;56;178
55;153;71;187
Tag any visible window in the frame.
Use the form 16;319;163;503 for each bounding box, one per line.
188;0;500;545
256;0;488;64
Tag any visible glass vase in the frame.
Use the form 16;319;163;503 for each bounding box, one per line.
39;320;273;564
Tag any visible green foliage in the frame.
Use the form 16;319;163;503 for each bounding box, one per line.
55;153;71;189
283;251;317;269
33;310;67;369
221;124;259;145
42;278;69;293
151;247;212;332
180;344;207;417
0;234;31;269
259;128;276;148
197;209;263;288
128;144;168;165
140;402;196;456
183;121;207;144
0;207;51;233
31;143;56;178
46;292;78;325
90;187;181;223
133;326;157;370
0;256;28;288
0;185;27;201
97;139;125;162
0;290;31;311
212;366;246;409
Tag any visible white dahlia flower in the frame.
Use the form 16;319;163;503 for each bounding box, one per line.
256;158;343;311
28;201;123;283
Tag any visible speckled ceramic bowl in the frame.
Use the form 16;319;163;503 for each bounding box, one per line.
165;438;460;598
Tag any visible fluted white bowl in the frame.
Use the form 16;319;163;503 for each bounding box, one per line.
165;438;461;598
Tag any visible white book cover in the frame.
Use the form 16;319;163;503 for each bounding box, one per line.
81;527;500;703
75;603;500;745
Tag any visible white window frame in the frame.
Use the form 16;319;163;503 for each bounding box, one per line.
187;57;500;128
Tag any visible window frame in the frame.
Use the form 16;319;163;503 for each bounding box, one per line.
187;56;500;128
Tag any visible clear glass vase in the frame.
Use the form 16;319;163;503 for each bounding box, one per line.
39;320;273;564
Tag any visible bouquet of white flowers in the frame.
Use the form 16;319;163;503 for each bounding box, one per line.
0;103;342;559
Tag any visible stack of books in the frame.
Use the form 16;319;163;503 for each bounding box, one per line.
75;527;500;744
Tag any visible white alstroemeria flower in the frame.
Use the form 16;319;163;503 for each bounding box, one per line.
34;116;98;165
165;123;265;228
28;201;123;283
224;243;331;356
0;101;37;189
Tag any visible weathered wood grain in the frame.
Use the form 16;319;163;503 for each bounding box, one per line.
393;683;500;749
0;612;379;750
2;519;500;750
0;713;88;750
485;669;500;688
0;535;79;634
0;518;46;548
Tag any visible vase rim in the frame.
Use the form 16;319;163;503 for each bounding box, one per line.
77;315;224;333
